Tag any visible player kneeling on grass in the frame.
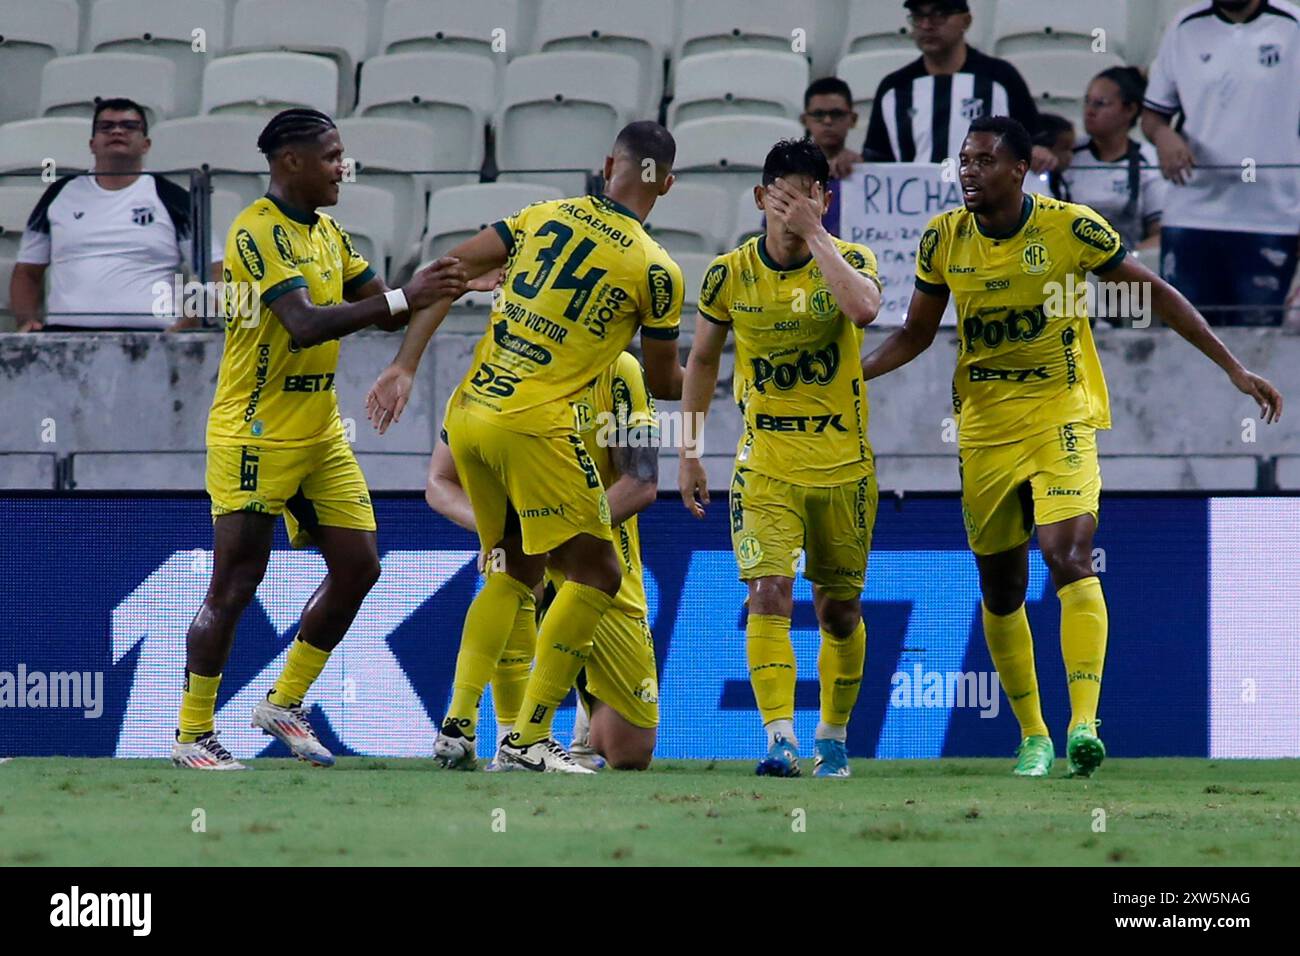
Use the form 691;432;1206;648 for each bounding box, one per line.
424;352;663;771
173;109;466;770
679;139;884;778
863;116;1283;778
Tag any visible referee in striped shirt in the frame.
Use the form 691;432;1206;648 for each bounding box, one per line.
861;0;1055;172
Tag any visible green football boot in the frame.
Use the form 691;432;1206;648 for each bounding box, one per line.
1012;735;1055;777
1066;720;1106;778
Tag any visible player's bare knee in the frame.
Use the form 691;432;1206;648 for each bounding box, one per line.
608;747;653;771
1042;546;1091;588
817;598;861;637
749;577;793;617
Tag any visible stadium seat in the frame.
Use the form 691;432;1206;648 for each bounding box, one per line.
837;50;919;121
328;182;399;276
201;52;338;117
208;188;246;254
874;456;962;493
149;115;269;203
0;185;45;256
642;182;732;254
728;187;764;249
673;115;804;170
229;0;369;112
1101;456;1260;491
355;52;494;171
39;53;177;124
0;255;15;330
421;182;563;261
1276;456;1300;491
0;0;79;124
676;0;816;61
1006;51;1124;126
0;452;57;488
88;0;228;117
668;51;809;127
336;116;442;266
991;0;1129;58
533;0;674;117
840;0;915;56
675;252;716;310
381;0;523;60
0;118;92;176
494;52;640;195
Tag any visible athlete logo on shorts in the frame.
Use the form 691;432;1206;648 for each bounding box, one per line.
1021;242;1051;275
736;533;764;571
634;677;659;704
272;224;295;266
235;229;265;280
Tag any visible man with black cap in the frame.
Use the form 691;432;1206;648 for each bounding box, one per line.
861;0;1055;172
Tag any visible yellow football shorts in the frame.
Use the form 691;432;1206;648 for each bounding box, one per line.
958;422;1102;556
728;468;878;600
581;610;659;729
206;435;376;548
444;399;611;556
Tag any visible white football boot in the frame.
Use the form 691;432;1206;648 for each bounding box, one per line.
172;731;246;770
433;718;478;770
494;736;595;774
567;697;606;771
250;695;335;767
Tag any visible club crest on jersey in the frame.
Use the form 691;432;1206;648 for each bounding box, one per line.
572;399;595;433
131;205;154;226
234;229;265;279
272;224;296;265
810;287;837;318
1259;44;1280;67
960;97;985;121
1070;217;1117;254
1021;241;1051;275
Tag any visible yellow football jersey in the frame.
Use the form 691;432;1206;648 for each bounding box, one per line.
454;195;683;437
915;193;1126;447
207;195;374;447
699;236;880;487
547;350;655;616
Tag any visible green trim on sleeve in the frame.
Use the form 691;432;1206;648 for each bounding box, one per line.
914;277;949;296
641;324;680;340
492;220;514;255
698;307;731;325
261;276;309;305
1093;246;1128;275
343;266;376;293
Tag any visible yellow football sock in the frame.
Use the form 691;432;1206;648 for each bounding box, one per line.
818;618;866;728
492;589;538;728
1058;576;1108;729
177;672;222;742
268;638;330;708
511;581;612;746
448;572;535;737
747;613;795;725
982;602;1049;739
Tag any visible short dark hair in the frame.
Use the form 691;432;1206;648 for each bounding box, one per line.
257;108;337;157
1093;66;1148;127
762;137;830;187
967;115;1032;165
613;120;676;173
1032;113;1074;148
804;77;853;109
92;97;149;135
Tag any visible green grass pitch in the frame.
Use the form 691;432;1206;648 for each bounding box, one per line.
2;758;1297;866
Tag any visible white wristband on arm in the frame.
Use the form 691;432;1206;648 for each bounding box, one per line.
384;288;409;316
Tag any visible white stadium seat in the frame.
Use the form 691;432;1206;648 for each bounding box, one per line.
149;115;269;203
676;0;816;61
336;116;442;266
88;0;227;116
230;0;369;112
0;117;92;174
201;52;338;117
381;0;523;60
0;0;79;124
421;182;563;261
0;256;14;330
208;188;246;255
39;53;177;124
837;50;919;121
728;186;764;249
672;115;804;170
668;51;808;126
840;0;915;56
533;0;674;117
642;181;732;254
991;0;1129;58
494;52;641;194
328;182;399;276
675;252;716;309
0;185;44;256
355;52;494;170
1006;51;1124;125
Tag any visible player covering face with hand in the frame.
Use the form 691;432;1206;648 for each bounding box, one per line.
679;139;883;778
862;115;1282;778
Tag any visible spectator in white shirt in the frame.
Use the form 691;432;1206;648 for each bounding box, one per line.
10;98;206;332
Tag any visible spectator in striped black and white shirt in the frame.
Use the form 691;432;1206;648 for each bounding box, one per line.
861;0;1055;172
